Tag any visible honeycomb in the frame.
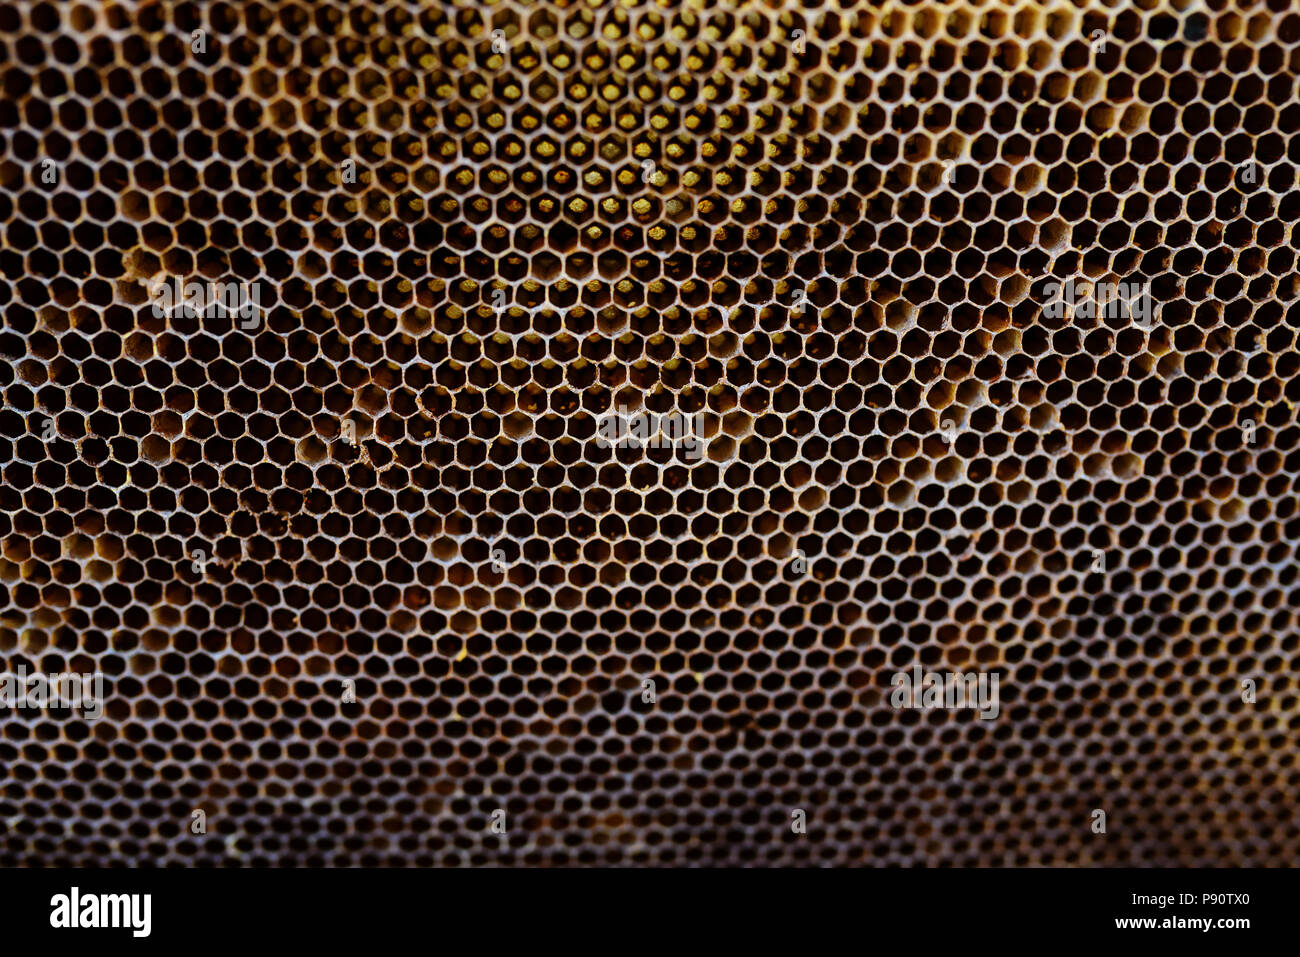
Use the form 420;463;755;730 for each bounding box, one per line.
1;0;1299;867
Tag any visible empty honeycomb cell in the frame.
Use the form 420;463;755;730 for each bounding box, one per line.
1;0;1300;867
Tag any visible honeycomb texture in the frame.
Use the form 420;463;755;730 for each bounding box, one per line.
2;0;1300;867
